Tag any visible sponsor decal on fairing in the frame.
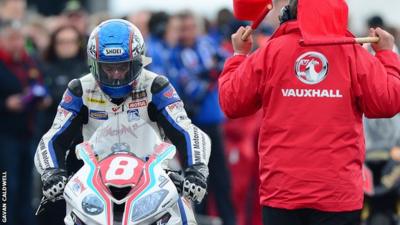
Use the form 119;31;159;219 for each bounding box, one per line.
158;175;169;188
71;177;86;195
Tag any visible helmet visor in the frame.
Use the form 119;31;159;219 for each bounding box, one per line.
98;60;142;87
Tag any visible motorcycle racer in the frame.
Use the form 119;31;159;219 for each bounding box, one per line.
34;19;211;222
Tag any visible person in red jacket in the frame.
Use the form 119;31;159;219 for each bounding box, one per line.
218;0;400;224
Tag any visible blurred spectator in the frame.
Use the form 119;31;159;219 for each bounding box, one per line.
171;10;236;225
0;0;26;22
223;113;263;225
146;12;181;76
215;8;235;42
207;8;247;49
219;3;288;224
208;8;261;225
361;19;400;224
35;24;87;225
363;115;400;225
88;11;110;30
164;15;181;49
209;9;247;54
23;16;51;57
365;15;399;53
45;16;71;35
27;0;88;16
27;0;67;16
126;10;151;39
386;26;400;50
364;115;400;159
40;25;88;132
367;15;385;29
0;20;49;225
62;0;89;38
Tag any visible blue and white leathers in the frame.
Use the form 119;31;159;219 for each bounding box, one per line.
34;69;211;173
34;69;211;224
35;20;211;223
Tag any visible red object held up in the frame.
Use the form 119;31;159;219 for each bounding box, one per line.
233;0;273;39
233;0;360;45
233;0;272;21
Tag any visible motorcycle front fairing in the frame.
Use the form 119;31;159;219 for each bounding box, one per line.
63;112;185;225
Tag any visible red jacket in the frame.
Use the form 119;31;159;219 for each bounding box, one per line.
218;21;400;211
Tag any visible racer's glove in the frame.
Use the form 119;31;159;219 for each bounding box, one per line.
41;168;67;201
182;163;208;204
167;170;184;195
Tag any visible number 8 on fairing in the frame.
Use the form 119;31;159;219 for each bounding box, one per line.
105;157;138;180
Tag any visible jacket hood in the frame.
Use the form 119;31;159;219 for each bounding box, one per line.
269;0;355;45
298;0;349;40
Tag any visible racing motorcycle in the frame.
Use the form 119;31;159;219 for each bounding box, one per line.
38;113;193;225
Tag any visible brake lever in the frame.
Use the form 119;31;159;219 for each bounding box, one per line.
35;194;65;216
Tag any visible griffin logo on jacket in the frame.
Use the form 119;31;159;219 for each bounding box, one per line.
295;51;328;85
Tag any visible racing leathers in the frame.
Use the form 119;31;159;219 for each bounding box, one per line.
34;69;211;211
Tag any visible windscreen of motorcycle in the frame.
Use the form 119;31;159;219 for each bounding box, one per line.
88;112;163;161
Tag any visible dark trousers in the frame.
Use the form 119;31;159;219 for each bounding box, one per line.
0;135;36;225
263;206;361;225
196;124;236;225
